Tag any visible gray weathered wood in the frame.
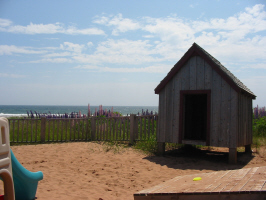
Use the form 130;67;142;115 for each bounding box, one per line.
41;117;46;142
189;56;197;90
204;61;212;90
220;79;231;147
211;70;221;146
130;114;136;144
196;56;205;90
230;89;238;148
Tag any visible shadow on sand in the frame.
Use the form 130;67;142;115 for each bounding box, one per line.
143;145;254;171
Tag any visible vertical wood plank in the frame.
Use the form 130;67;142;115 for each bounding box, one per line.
196;56;205;90
148;117;151;138
26;120;29;142
123;118;125;141
35;120;38;142
57;119;59;141
204;61;212;90
21;120;24;142
17;120;19;142
230;90;238;148
140;116;142;140
52;120;55;141
31;120;33;142
48;120;50;142
164;79;174;143
173;71;182;143
127;117;130;140
220;79;231;147
152;116;155;136
211;70;221;146
65;120;68;141
112;118;115;141
69;119;72;141
12;120;15;142
41;118;46;143
91;117;96;141
61;119;64;142
158;87;166;142
189;56;197;90
250;99;253;145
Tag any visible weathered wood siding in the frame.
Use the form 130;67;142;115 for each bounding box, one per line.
157;55;252;147
237;93;253;147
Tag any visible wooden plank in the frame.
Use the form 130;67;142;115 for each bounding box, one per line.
172;72;180;143
116;118;119;140
204;60;212;90
239;94;243;146
35;120;38;142
249;99;253;145
211;70;221;146
21;120;24;142
65;120;68;141
158;87;166;142
230;89;238;148
196;56;205;90
220;79;231;147
165;80;173;142
31;120;33;142
189;56;197;90
250;167;266;191
243;95;247;145
17;120;19;142
12;120;15;142
181;61;190;90
148;117;151;138
26;120;29;142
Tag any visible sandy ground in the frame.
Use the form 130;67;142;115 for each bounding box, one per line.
2;142;266;200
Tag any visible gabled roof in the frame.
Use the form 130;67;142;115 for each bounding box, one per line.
154;43;256;99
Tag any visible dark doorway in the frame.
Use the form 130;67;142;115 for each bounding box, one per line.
184;94;207;140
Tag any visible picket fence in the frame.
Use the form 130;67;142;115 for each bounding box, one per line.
8;114;158;144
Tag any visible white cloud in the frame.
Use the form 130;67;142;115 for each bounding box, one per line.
60;42;85;53
249;63;266;69
74;64;171;73
0;73;25;78
30;58;73;63
0;19;105;35
74;65;99;69
87;42;93;47
100;65;171;73
73;39;161;64
0;45;46;55
43;52;72;58
94;14;140;35
0;18;12;27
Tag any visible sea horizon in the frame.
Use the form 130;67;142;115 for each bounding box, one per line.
0;105;158;118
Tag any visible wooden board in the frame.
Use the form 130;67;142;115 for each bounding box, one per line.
134;166;266;200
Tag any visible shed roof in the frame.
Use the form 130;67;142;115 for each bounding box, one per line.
154;43;256;99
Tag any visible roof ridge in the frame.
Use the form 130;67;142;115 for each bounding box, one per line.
155;43;256;99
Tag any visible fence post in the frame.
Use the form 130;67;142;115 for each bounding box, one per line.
130;114;137;144
41;117;46;143
91;117;96;141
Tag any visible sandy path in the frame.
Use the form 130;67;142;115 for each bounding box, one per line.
3;142;266;200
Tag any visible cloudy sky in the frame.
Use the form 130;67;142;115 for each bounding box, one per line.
0;0;265;106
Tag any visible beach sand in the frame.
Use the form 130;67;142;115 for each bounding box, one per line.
2;142;266;200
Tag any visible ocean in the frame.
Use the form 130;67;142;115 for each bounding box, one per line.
0;105;158;118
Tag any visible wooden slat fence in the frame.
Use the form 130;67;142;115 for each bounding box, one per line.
8;114;158;144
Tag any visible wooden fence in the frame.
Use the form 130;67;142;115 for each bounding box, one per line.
8;114;158;144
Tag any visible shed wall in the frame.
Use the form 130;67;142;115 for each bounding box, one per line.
158;56;240;147
237;93;253;147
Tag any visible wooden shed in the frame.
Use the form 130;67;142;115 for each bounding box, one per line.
155;43;256;164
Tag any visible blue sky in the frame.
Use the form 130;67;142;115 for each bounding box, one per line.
0;0;265;106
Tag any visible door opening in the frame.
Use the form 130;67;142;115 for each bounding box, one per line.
184;94;207;141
